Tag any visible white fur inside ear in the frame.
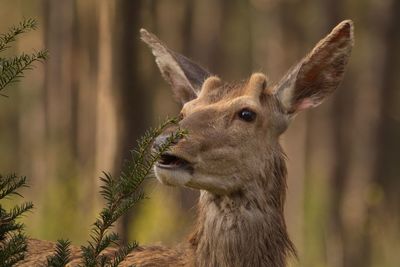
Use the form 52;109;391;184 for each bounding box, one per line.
296;98;317;111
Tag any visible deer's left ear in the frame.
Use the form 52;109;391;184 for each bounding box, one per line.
274;20;354;114
140;29;211;105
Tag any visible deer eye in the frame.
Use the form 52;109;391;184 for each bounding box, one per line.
238;108;256;122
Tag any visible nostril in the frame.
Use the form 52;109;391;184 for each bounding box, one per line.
152;138;163;152
153;134;179;151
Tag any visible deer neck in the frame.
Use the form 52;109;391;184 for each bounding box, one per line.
188;154;295;267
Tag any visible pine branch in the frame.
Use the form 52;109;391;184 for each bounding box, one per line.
0;18;48;97
79;117;186;266
0;221;25;241
0;174;33;265
7;202;34;223
108;242;138;267
0;18;37;52
0;174;27;199
46;239;72;267
0;18;45;266
0;51;48;95
0;233;28;267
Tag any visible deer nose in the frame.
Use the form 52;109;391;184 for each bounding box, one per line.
153;134;179;152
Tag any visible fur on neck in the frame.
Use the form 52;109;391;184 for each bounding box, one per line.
188;150;296;267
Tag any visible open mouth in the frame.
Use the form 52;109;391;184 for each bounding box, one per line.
156;153;192;171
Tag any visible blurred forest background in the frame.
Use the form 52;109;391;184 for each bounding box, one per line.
0;0;399;266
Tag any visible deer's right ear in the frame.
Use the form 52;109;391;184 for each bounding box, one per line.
273;20;354;115
140;29;211;104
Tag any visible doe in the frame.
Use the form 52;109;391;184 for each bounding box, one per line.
21;20;353;267
134;19;354;267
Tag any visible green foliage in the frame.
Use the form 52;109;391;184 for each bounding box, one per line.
0;18;37;52
78;117;186;267
46;239;72;267
0;18;47;266
44;118;186;267
0;18;48;96
0;174;34;266
0;18;186;267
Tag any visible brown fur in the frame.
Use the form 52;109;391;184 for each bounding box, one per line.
19;20;353;266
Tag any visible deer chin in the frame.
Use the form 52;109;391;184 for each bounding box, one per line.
154;166;193;187
185;173;243;195
154;152;194;187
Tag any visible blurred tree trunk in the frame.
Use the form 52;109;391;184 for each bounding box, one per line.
368;0;400;265
74;0;100;222
373;0;400;218
42;0;102;243
190;0;229;75
95;0;118;209
43;0;75;165
15;1;47;238
113;0;152;243
42;0;81;241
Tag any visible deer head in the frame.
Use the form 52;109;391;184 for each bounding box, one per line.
142;21;353;197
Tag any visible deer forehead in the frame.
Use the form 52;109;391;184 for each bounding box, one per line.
181;73;270;116
182;95;262;116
